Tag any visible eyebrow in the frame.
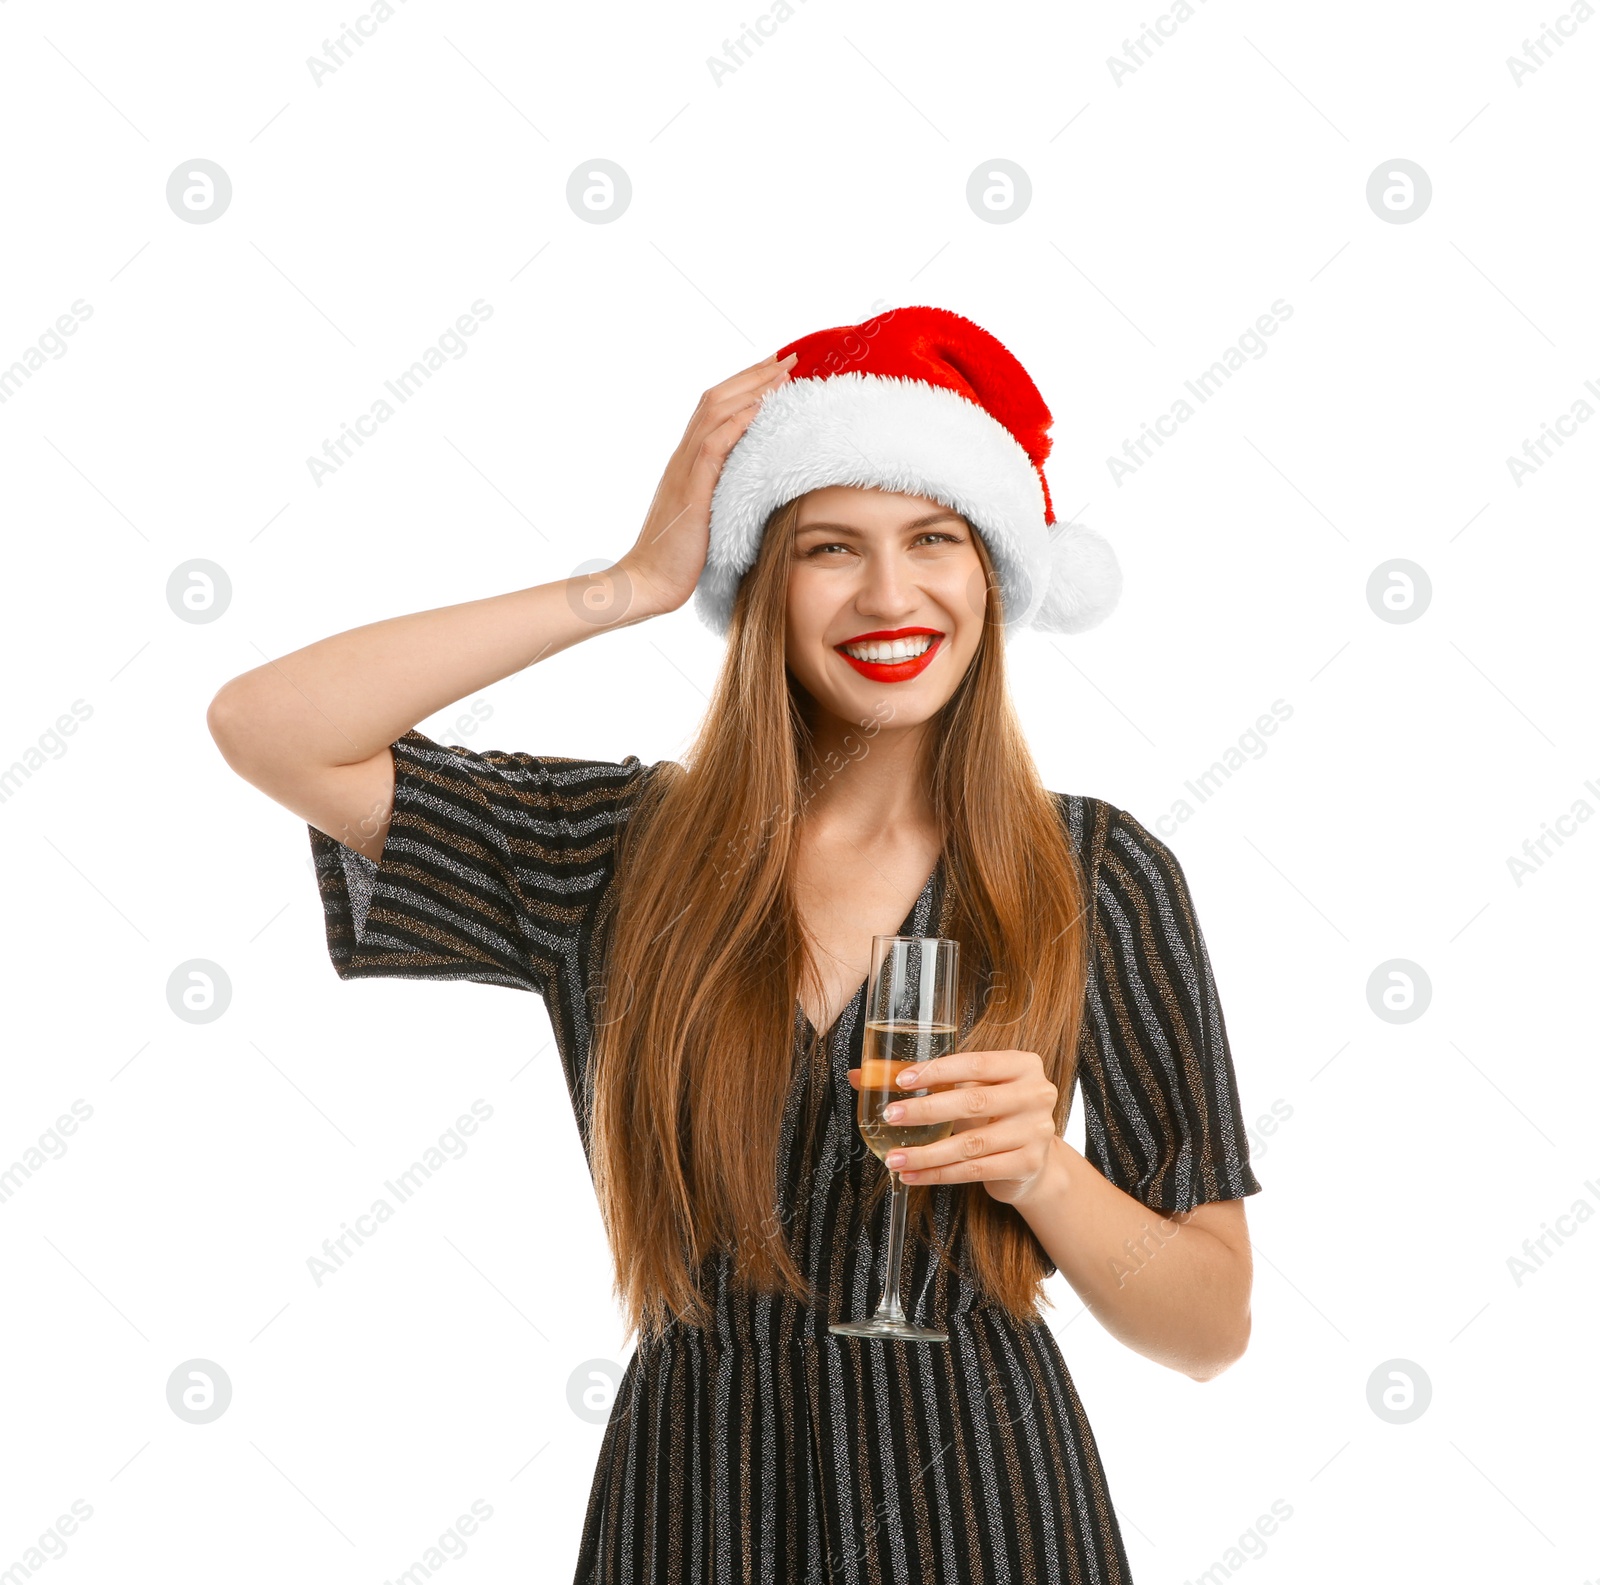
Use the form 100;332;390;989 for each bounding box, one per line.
794;511;966;536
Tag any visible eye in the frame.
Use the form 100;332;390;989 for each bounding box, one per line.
801;531;961;558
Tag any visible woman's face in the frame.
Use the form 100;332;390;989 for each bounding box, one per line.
784;484;988;730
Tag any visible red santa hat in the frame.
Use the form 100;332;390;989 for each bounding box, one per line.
694;304;1122;639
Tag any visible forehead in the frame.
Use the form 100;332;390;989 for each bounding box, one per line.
794;484;963;529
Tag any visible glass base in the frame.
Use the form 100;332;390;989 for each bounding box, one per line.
828;1316;949;1342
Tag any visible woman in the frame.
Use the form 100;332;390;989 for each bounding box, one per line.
208;306;1261;1584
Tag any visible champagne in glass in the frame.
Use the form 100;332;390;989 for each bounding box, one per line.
831;934;960;1344
858;1020;958;1159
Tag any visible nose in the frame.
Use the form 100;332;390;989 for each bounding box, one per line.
853;547;923;623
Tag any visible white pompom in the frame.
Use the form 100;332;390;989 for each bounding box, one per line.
1030;521;1123;635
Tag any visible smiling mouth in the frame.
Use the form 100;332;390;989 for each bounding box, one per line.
838;634;937;662
833;629;944;681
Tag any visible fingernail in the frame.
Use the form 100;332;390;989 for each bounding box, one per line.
887;1152;906;1168
883;1104;902;1121
898;1069;919;1086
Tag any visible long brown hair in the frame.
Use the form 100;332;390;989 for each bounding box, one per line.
588;497;1091;1341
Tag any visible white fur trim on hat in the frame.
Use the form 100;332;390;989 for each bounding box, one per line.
696;372;1122;640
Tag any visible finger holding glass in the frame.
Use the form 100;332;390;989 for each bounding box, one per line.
850;1046;1061;1207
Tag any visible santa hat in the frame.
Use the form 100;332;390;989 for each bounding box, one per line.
693;304;1122;640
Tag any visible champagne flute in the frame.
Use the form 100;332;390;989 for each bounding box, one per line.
830;934;960;1343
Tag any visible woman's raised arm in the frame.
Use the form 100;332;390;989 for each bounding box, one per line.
206;349;795;859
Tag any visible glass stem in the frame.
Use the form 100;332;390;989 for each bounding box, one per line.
875;1171;910;1325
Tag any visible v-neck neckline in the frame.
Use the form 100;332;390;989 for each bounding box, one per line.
796;853;945;1044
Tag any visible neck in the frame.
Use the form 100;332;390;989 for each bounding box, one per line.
797;708;938;840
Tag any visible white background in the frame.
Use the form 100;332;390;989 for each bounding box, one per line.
2;1;1596;1581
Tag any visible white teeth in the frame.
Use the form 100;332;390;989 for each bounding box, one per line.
841;635;935;662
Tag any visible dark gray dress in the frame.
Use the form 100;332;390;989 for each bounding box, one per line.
309;729;1262;1584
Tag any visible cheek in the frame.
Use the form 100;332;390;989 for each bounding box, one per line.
963;563;997;625
784;583;833;679
786;578;821;642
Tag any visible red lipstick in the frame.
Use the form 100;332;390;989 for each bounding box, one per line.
833;626;944;684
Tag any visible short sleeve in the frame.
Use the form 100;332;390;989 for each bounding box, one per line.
1073;802;1262;1214
307;728;655;998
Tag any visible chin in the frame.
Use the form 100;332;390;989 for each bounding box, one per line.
827;682;948;728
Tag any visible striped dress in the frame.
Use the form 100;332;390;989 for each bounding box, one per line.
309;729;1263;1585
